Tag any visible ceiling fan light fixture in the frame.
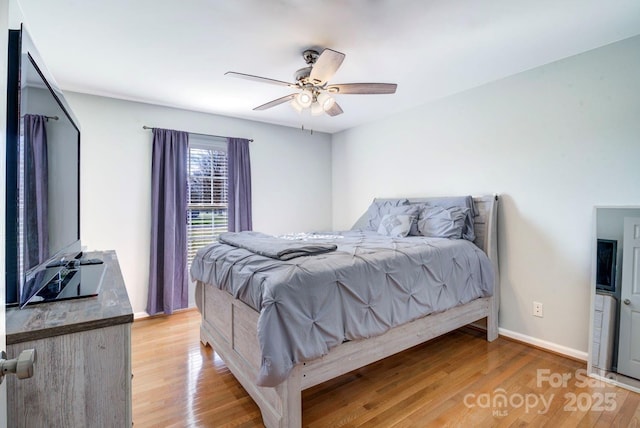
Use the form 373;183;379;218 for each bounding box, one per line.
317;92;335;111
296;90;313;108
290;98;304;113
227;47;397;119
311;101;324;116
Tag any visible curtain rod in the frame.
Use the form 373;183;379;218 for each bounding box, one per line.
21;115;59;121
142;125;253;142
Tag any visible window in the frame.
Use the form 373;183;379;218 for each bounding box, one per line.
187;139;228;264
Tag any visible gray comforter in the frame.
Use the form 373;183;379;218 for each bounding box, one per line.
190;230;494;387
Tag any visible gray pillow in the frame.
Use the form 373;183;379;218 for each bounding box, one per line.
377;214;415;238
365;198;410;231
406;196;476;241
417;205;469;239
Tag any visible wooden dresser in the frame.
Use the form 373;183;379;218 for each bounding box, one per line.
5;250;133;427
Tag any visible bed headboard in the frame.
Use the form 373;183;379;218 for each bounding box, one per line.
470;195;499;261
472;194;500;313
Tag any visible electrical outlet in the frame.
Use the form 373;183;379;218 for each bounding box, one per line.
533;301;543;318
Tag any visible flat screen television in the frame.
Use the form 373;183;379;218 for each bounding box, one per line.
596;239;617;293
5;25;100;307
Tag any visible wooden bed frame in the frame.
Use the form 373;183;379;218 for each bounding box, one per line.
195;195;499;427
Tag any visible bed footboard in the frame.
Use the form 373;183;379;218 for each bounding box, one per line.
196;281;302;427
197;282;498;427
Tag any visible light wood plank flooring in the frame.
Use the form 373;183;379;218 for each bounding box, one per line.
132;310;640;427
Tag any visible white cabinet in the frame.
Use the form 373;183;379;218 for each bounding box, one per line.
591;293;617;370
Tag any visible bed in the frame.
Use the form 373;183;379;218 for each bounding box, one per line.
192;195;499;427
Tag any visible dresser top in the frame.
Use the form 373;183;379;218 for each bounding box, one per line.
6;250;133;345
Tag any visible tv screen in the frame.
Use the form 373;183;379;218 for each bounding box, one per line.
596;239;617;293
5;25;82;306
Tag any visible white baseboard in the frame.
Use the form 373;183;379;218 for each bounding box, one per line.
133;305;197;320
499;327;588;362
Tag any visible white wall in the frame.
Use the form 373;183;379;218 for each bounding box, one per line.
331;35;640;355
64;93;333;314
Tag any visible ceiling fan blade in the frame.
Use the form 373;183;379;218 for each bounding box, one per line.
309;49;345;85
253;94;297;111
225;71;296;88
326;83;397;94
325;102;343;117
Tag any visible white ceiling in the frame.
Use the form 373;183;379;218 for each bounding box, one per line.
16;0;640;134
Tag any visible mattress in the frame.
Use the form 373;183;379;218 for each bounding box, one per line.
190;230;494;387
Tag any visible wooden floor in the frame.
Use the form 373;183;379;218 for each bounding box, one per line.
132;310;640;427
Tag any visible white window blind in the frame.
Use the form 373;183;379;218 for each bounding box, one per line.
187;138;228;264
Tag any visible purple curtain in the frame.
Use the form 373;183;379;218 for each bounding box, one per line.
24;114;49;269
227;138;252;232
147;128;189;315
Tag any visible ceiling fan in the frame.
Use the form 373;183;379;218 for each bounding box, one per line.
225;48;397;117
